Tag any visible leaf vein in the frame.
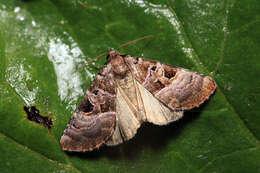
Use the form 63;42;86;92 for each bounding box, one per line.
198;146;260;172
165;0;259;143
0;131;82;173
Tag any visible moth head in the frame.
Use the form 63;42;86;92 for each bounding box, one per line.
107;49;120;60
107;50;128;76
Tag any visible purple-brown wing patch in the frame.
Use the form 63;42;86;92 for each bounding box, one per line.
60;66;117;152
125;55;216;110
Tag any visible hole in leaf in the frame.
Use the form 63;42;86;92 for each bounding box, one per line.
24;106;52;129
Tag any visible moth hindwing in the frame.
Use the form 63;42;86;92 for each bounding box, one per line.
60;50;216;152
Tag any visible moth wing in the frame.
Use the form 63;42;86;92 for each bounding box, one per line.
105;71;184;146
60;67;117;152
135;80;184;125
124;56;216;110
105;85;141;146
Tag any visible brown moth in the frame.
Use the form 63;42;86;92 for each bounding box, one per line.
60;49;216;152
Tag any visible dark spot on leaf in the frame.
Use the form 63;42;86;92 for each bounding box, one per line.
24;106;52;129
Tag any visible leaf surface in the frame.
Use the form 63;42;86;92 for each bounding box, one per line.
0;0;259;172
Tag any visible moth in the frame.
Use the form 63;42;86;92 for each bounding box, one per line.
60;41;216;152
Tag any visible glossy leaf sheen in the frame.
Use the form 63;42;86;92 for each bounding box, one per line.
0;0;259;172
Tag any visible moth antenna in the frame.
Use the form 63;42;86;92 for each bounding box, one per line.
75;52;108;72
117;35;153;50
75;35;153;72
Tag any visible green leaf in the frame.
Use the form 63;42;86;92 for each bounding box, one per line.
0;0;259;172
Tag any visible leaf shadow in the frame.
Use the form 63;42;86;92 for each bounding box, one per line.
66;104;209;161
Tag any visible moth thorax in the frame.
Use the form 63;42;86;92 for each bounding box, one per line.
110;56;128;76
